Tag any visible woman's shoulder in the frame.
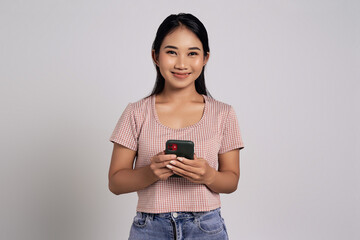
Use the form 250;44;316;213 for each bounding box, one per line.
127;95;153;112
205;95;233;114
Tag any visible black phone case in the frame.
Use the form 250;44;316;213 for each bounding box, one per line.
165;140;194;177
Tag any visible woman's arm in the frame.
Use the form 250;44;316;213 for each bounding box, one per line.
206;149;240;193
108;143;176;195
166;149;240;194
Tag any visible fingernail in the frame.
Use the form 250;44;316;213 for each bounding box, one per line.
170;160;176;165
177;157;184;161
166;164;173;169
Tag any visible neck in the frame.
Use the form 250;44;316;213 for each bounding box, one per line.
157;87;203;104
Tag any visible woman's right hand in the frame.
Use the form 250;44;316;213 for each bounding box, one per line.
149;151;177;180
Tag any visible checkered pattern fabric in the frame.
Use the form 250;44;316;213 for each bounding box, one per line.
110;94;244;213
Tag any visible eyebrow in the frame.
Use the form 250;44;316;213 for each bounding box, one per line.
164;45;201;51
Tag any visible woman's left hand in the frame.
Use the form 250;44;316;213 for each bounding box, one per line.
166;154;216;185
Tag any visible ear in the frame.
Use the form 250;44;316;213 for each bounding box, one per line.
152;50;159;66
203;52;210;66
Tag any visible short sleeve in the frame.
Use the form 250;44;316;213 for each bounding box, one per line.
109;103;138;151
218;106;244;154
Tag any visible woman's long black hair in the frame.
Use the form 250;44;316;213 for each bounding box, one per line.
150;13;211;97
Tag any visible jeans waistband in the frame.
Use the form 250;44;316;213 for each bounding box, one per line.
137;207;221;221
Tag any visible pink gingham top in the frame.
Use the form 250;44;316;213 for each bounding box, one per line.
110;94;244;213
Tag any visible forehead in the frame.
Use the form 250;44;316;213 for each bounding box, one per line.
161;26;202;49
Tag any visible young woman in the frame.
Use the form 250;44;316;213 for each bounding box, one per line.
108;13;244;240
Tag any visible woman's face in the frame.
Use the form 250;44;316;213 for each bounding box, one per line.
153;26;209;91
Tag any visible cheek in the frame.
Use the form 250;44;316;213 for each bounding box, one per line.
158;54;174;66
193;58;204;70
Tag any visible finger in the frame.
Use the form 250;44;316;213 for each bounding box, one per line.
156;151;165;156
160;171;174;179
166;161;199;177
154;154;177;163
167;164;199;179
176;157;198;166
156;170;174;181
158;167;174;175
170;160;194;172
153;160;172;169
160;154;178;162
154;166;174;176
194;153;198;160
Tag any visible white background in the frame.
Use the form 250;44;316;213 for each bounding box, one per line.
1;0;359;239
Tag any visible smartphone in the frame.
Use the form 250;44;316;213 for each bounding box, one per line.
165;140;194;177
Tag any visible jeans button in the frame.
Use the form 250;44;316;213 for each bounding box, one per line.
172;212;178;218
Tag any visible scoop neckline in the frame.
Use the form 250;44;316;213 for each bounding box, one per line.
152;94;207;131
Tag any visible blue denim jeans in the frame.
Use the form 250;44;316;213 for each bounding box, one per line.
128;207;228;240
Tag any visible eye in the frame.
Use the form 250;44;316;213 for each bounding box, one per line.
189;52;198;56
166;50;176;55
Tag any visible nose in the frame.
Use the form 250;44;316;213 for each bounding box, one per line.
174;55;187;70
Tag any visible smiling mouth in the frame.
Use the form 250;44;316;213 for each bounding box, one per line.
172;72;191;75
172;72;191;79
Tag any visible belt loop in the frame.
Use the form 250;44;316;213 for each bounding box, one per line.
192;211;201;219
217;207;222;217
146;213;154;221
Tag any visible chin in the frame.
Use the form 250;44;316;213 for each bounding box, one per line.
167;81;195;90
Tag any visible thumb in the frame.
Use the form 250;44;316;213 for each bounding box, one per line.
193;153;198;160
157;151;165;155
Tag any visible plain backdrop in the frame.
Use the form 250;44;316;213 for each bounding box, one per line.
1;0;359;239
